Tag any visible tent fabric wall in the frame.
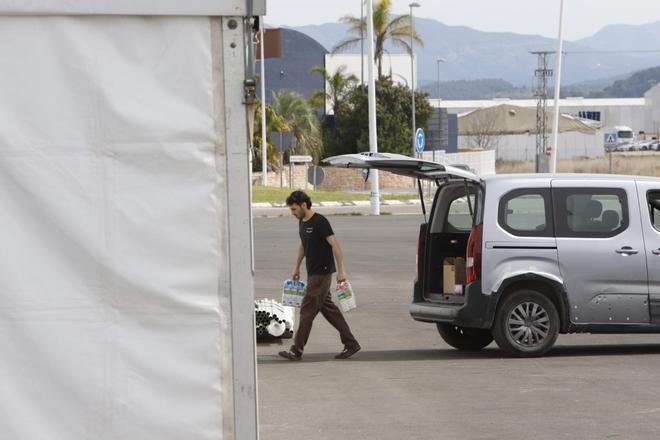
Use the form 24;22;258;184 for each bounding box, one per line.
0;16;229;439
0;0;266;15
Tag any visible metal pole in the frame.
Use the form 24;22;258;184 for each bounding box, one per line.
360;0;364;87
260;20;267;186
550;0;565;174
609;150;613;174
437;59;441;100
409;3;419;156
366;0;380;215
279;132;283;188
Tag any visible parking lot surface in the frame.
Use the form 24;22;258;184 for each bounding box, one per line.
255;214;660;440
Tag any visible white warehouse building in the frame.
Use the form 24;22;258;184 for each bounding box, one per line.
431;83;660;160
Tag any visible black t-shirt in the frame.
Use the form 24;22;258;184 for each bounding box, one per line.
299;213;336;275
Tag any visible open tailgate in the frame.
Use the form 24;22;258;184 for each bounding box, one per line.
322;152;480;182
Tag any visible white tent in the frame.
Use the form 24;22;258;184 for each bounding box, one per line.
0;2;263;439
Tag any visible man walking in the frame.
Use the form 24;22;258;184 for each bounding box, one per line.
278;190;361;361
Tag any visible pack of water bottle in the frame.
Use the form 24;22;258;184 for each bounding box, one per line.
281;279;306;308
335;280;357;313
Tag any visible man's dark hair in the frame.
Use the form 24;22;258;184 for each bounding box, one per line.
286;190;312;209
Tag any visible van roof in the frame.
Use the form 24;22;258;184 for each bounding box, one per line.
482;173;660;183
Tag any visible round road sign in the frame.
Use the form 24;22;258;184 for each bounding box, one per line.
307;165;325;186
415;128;425;153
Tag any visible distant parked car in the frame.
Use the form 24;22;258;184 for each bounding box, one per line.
637;140;655;151
651;140;660;151
616;142;636;152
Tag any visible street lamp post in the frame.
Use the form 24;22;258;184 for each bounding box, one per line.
436;58;445;101
435;58;446;164
366;0;380;215
360;0;364;87
550;0;565;174
409;2;420;157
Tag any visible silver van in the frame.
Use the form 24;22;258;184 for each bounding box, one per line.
325;153;660;357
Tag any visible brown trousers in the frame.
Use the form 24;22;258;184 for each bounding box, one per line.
293;274;358;353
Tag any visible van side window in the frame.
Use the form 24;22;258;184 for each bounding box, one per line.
649;191;660;232
498;189;552;237
553;188;628;238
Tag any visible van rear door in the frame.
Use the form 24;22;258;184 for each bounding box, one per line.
323;152;482;303
323;152;480;182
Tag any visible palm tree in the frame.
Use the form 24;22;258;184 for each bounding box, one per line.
253;100;290;170
270;90;323;161
333;0;423;79
309;65;358;115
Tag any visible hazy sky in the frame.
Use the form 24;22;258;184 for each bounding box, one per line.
265;0;660;41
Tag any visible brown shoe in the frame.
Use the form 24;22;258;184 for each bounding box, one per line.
278;349;302;361
334;344;361;359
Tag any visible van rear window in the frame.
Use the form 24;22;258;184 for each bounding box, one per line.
447;195;475;231
498;189;553;237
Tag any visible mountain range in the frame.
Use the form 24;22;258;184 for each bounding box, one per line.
289;18;660;88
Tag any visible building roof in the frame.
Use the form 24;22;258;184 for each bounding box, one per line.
459;103;599;135
644;82;660;99
431;97;646;109
256;28;328;103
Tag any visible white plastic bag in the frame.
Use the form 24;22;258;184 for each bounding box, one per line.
335;280;357;313
281;279;306;308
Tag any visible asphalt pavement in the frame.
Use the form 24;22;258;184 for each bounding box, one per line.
255;214;660;440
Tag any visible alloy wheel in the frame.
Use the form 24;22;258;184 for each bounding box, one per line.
507;301;550;347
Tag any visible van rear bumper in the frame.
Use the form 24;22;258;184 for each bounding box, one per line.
409;281;498;329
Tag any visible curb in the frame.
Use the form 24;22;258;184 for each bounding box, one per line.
251;199;426;208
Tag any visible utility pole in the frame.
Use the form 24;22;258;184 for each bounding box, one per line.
366;0;380;215
409;2;420;157
531;51;553;173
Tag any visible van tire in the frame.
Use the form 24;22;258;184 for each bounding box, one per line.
436;324;493;350
492;289;559;357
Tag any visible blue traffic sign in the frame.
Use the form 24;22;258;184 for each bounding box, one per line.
415;128;425;153
604;132;617;150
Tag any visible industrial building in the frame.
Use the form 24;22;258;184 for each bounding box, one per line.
431;84;660;160
256;27;327;103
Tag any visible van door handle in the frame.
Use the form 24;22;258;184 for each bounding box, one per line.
615;247;639;255
652;249;660;255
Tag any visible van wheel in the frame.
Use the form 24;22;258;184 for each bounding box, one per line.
436;324;493;350
492;289;559;357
